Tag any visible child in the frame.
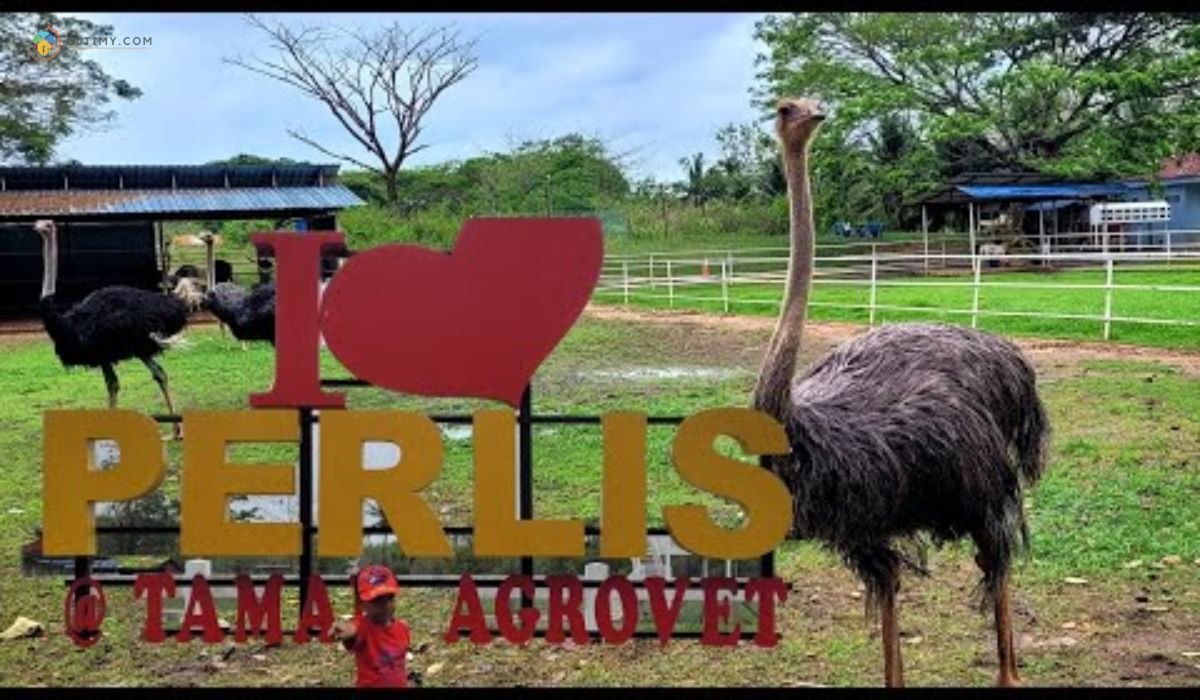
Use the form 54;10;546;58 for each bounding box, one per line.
332;565;412;688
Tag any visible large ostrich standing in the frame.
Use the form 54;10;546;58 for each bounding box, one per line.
34;220;189;436
754;99;1049;687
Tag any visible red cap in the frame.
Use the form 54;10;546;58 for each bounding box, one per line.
356;565;399;601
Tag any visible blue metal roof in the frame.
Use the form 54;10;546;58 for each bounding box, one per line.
957;184;1130;200
0;185;363;217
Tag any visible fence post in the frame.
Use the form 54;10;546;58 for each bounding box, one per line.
1166;229;1172;263
868;245;878;327
971;251;982;329
622;260;630;306
666;259;674;308
648;254;656;289
1103;255;1114;341
721;259;730;314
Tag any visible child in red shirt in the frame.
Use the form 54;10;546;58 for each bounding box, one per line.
332;565;412;688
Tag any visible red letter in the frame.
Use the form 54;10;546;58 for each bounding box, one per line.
495;575;538;645
701;577;740;647
134;573;175;643
249;231;346;408
595;576;638;644
293;574;334;644
545;575;589;645
746;577;788;648
235;574;283;646
444;575;492;644
176;575;224;644
644;576;689;647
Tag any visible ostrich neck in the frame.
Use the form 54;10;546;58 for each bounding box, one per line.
753;142;814;420
41;230;58;300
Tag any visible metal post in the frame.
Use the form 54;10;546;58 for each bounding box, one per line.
921;205;929;276
298;407;314;619
971;251;982;329
157;221;170;294
968;202;977;257
622;260;630;306
1103;256;1115;341
518;386;534;608
868;245;878;327
666;260;674;308
720;259;729;314
1039;209;1047;267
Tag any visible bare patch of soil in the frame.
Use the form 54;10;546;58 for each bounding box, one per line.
583;305;1200;381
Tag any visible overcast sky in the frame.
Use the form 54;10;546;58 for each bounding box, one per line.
56;12;772;183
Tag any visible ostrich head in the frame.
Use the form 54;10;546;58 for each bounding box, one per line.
33;219;56;238
774;97;826;150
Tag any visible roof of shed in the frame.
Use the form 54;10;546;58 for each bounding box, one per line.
0;164;364;221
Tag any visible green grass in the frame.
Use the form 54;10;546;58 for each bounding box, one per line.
0;317;1197;687
598;264;1200;350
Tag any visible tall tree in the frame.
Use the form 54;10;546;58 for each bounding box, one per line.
754;13;1200;179
0;13;142;164
227;14;479;206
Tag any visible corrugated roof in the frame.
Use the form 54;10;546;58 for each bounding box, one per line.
0;164;342;190
0;185;363;218
1158;153;1200;179
958;183;1130;200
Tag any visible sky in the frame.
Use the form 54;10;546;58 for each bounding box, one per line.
55;12;773;183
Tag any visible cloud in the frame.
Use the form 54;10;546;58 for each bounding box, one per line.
57;13;771;182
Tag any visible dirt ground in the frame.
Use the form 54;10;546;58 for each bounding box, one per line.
582;304;1200;379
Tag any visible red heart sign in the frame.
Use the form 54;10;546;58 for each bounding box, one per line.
319;218;603;407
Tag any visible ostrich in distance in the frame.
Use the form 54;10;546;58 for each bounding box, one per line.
33;219;189;437
755;99;1050;687
205;280;277;346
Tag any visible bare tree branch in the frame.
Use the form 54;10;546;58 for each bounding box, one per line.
226;13;479;205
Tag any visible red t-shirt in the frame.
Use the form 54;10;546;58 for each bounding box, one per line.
351;615;411;688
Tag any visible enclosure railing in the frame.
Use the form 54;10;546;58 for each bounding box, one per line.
598;248;1200;342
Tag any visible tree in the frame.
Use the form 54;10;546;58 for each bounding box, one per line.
679;152;711;208
754;13;1200;180
227;14;479;207
0;13;142;164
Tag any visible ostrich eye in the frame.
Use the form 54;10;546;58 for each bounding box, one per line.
778;104;795;118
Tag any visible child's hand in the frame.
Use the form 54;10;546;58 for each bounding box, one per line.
331;619;357;641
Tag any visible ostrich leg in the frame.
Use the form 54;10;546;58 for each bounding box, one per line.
101;364;119;409
880;582;905;687
993;573;1021;686
976;552;1020;687
141;356;181;439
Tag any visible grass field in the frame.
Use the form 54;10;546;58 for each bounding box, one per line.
596;264;1200;350
0;308;1198;687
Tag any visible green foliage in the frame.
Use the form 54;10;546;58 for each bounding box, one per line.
0;13;143;163
754;13;1200;226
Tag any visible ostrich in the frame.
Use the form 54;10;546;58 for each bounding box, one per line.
755;99;1049;688
33;220;189;437
205;280;276;347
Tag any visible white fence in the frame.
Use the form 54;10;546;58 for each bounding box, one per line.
596;242;1200;342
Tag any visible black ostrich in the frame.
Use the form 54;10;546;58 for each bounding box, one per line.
754;99;1050;687
34;220;189;436
205;281;276;346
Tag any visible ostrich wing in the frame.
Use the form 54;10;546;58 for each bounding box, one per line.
58;287;188;365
